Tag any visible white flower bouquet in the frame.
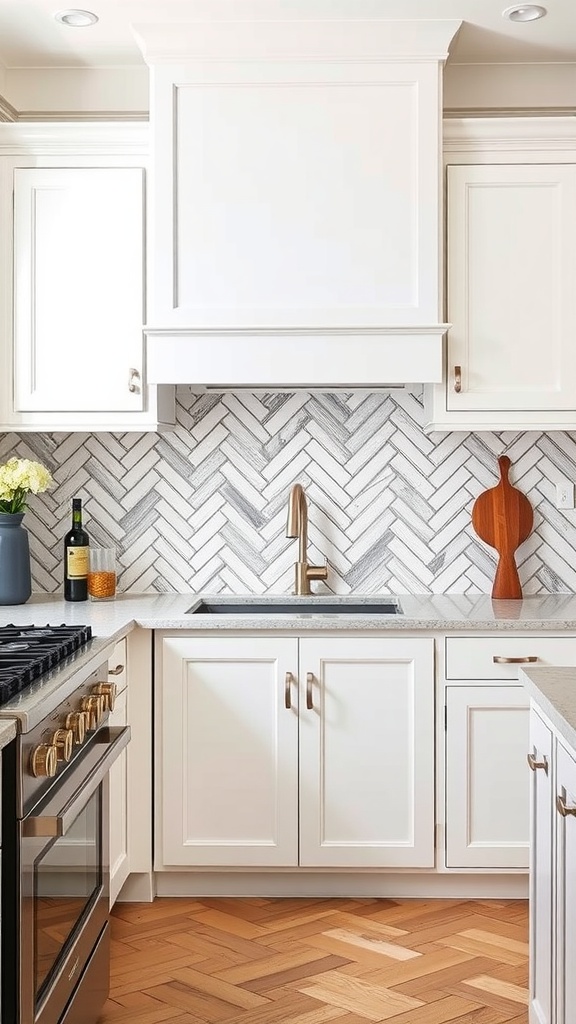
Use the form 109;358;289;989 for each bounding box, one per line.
0;457;53;515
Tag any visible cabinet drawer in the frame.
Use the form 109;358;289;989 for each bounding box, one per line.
107;638;127;694
445;636;576;680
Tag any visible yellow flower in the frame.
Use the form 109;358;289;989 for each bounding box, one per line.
0;458;53;514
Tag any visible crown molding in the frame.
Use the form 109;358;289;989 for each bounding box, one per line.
0;120;149;154
0;94;18;122
443;114;576;154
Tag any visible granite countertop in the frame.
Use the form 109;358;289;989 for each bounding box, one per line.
521;666;576;752
3;591;576;636
0;718;17;751
3;592;576;733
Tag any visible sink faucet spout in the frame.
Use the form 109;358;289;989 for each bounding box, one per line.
286;484;328;595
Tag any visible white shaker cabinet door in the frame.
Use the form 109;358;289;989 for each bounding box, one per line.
108;685;129;907
554;740;576;1024
445;685;530;869
528;709;553;1024
157;636;299;868
446;163;576;413
13;167;144;413
298;637;435;868
107;638;129;907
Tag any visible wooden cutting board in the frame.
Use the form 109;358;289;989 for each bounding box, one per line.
471;455;533;600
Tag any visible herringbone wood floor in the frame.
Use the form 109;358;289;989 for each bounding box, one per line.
102;897;529;1024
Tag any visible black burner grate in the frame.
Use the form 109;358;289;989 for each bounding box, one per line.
0;624;92;705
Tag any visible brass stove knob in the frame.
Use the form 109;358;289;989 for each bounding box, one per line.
92;681;117;712
80;695;104;730
65;711;86;745
52;728;74;762
30;743;58;778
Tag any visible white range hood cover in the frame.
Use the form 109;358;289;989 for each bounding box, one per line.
137;7;460;389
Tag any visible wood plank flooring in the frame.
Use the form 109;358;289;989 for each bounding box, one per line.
102;897;528;1024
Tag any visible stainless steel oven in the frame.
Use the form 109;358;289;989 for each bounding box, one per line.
0;625;130;1024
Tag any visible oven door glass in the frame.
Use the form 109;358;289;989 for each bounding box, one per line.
34;787;102;1003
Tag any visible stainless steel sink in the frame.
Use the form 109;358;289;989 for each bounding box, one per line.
186;600;403;616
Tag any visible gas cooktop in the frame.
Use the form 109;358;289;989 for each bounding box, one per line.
0;624;92;706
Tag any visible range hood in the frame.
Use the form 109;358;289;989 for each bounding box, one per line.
135;6;460;390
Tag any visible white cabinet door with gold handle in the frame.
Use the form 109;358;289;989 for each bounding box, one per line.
107;638;129;907
156;635;299;868
14;167;144;415
156;633;435;872
528;708;554;1024
554;740;576;1024
446;684;530;869
298;637;435;869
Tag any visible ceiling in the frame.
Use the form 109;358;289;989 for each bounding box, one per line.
0;0;575;69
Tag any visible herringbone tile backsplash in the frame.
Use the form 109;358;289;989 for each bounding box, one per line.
3;387;576;595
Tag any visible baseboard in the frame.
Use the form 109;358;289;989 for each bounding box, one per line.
153;871;529;900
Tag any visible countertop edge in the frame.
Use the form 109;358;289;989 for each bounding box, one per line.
520;666;576;752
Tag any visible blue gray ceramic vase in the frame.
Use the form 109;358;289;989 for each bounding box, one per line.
0;513;32;605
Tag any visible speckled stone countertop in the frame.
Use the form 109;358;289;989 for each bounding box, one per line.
3;592;576;636
520;666;576;752
0;718;17;750
2;592;576;732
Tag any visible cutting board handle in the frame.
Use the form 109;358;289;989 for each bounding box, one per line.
498;454;511;481
493;551;522;600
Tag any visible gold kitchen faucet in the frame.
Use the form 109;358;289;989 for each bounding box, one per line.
285;483;328;595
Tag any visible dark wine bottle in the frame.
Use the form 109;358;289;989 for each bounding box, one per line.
64;498;90;601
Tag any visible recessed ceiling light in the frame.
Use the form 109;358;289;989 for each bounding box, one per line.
54;9;99;27
502;4;547;21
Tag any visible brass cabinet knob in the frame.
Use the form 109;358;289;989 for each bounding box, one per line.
65;711;86;745
527;753;548;774
557;794;576;818
494;656;538;664
306;672;314;711
30;743;58;778
52;728;74;762
92;681;117;712
128;367;141;394
107;664;125;677
285;672;293;710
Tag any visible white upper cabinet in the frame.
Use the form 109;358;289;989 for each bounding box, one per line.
425;117;576;432
136;13;459;388
447;163;576;413
14;167;144;414
0;122;175;432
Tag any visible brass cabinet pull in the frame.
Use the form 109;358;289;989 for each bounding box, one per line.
527;753;549;774
285;672;293;710
128;367;141;394
108;664;125;676
306;672;314;710
454;365;462;393
493;656;538;664
557;794;576;818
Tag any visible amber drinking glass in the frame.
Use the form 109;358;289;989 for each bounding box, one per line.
87;547;116;600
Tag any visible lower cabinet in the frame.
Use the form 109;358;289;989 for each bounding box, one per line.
156;634;435;870
444;635;576;871
445;685;530;868
107;640;129;907
529;707;576;1024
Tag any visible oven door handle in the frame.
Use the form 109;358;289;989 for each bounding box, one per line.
23;726;131;838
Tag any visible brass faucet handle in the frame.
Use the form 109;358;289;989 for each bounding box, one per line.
307;564;328;582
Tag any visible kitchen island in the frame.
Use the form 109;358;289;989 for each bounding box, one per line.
521;665;576;1024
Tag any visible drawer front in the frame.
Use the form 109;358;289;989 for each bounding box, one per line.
445;636;576;680
107;638;127;694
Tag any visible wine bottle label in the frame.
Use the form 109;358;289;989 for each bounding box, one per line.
67;547;89;579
